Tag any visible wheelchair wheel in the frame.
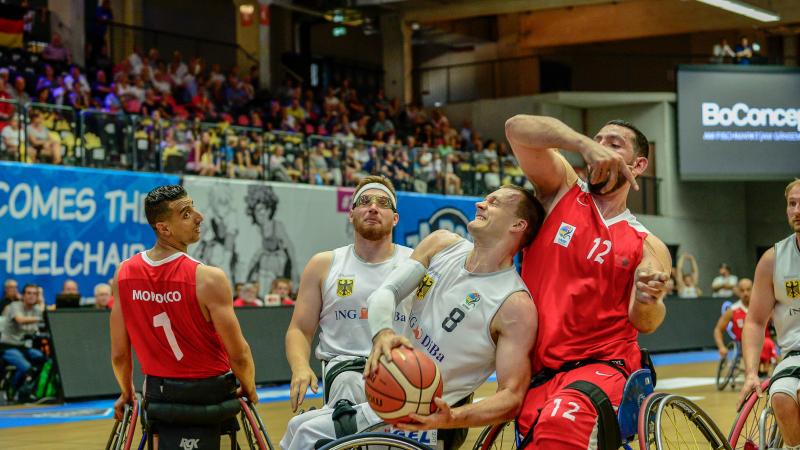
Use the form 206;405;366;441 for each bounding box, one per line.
638;392;668;450
653;395;729;450
239;398;275;450
717;342;739;391
106;399;139;450
471;421;517;450
729;379;781;450
316;432;433;450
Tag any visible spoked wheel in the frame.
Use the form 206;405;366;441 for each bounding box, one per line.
654;395;730;450
717;342;739;391
239;398;275;450
729;379;781;450
472;421;518;450
106;399;139;450
316;432;433;450
638;392;669;450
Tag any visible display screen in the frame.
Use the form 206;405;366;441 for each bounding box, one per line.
677;65;800;180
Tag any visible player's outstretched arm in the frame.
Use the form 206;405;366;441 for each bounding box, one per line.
366;230;462;375
109;265;134;420
628;234;672;334
197;265;257;404
739;248;776;407
713;308;734;358
399;291;537;430
285;251;331;412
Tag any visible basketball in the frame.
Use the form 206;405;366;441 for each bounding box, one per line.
365;347;443;424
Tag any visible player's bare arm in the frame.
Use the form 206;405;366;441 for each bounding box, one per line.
366;230;462;375
738;248;776;406
713;308;735;358
196;264;257;403
399;291;537;431
109;265;134;420
285;251;332;411
628;234;671;334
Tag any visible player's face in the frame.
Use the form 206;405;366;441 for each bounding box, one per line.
469;188;523;239
168;196;204;244
589;125;646;194
350;189;398;241
737;279;753;306
787;185;800;233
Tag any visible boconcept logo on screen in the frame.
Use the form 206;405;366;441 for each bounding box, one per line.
701;102;800;142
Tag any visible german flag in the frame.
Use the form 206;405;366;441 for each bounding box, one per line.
0;5;24;48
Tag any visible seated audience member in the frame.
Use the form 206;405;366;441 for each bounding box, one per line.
712;263;738;298
1;115;23;161
1;284;45;398
677;252;702;298
42;33;72;65
1;279;20;316
234;283;264;307
61;279;80;296
267;278;294;306
93;283;112;309
26;111;61;164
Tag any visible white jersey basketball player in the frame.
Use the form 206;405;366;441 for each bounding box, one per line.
285;176;412;412
280;185;543;450
740;179;800;449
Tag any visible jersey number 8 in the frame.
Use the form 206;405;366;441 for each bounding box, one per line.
442;307;465;332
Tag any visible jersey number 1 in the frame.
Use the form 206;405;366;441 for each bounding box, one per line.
153;312;184;361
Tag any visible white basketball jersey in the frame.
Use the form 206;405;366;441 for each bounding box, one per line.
404;239;528;405
316;244;414;361
773;234;800;353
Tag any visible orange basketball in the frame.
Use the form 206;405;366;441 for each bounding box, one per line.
365;347;443;424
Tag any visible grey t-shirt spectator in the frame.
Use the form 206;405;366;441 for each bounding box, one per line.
712;274;738;298
1;301;42;347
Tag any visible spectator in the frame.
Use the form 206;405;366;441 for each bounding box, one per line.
735;37;753;64
712;263;738;298
0;76;11;126
1;283;45;397
41;32;72;65
9;77;30;106
371;110;394;137
35;64;56;93
676;253;702;298
186;131;218;176
92;70;113;101
233;283;264;307
26;111;60;164
89;0;113;62
64;66;90;96
1;115;23;161
1;279;20;315
93;283;112;309
51;75;69;106
61;279;80;296
710;39;735;64
267;278;294;306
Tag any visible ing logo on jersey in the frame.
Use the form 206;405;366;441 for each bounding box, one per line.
463;292;481;311
337;278;354;297
786;280;800;299
554;222;576;248
415;274;435;300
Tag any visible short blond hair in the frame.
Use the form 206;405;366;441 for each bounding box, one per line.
786;179;800;199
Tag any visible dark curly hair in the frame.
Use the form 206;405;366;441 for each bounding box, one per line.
145;184;187;229
245;184;279;223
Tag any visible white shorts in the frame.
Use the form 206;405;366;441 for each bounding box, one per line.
279;402;382;450
323;355;367;407
769;355;800;402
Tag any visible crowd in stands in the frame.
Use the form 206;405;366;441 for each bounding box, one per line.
0;42;527;196
663;252;740;299
710;36;764;65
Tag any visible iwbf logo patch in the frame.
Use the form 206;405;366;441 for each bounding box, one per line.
554;222;576;248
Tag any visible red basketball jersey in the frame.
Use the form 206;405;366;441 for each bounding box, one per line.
117;252;230;379
731;301;747;342
522;183;647;374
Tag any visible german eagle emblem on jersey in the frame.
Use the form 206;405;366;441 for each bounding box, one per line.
786;280;800;299
415;274;435;300
336;278;354;297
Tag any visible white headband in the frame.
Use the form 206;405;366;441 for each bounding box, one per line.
352;183;397;209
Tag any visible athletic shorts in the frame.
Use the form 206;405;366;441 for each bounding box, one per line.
517;364;627;450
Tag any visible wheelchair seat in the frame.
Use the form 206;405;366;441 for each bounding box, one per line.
142;398;242;450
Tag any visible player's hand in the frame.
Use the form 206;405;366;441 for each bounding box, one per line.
397;398;457;431
114;391;135;421
289;366;318;412
718;347;729;359
634;270;669;305
580;141;638;193
365;329;413;377
737;373;763;411
238;383;259;405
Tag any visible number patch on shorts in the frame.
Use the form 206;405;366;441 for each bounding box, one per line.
551;398;580;422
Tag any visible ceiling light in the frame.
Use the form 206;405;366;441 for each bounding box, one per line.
696;0;780;22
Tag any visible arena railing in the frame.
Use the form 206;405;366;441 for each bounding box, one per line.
266;130;308;183
79;109;135;170
0;98;22;162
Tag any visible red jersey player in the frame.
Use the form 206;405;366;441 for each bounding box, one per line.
110;184;257;421
505;116;672;449
713;278;776;375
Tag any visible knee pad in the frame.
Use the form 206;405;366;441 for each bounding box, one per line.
565;381;620;450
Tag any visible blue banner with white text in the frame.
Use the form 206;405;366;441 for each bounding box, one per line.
0;162;179;304
394;191;480;248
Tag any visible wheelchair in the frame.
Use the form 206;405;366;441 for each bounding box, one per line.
106;394;275;450
717;341;743;391
728;378;782;450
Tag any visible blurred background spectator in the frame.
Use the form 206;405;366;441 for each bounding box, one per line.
712;263;738;298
